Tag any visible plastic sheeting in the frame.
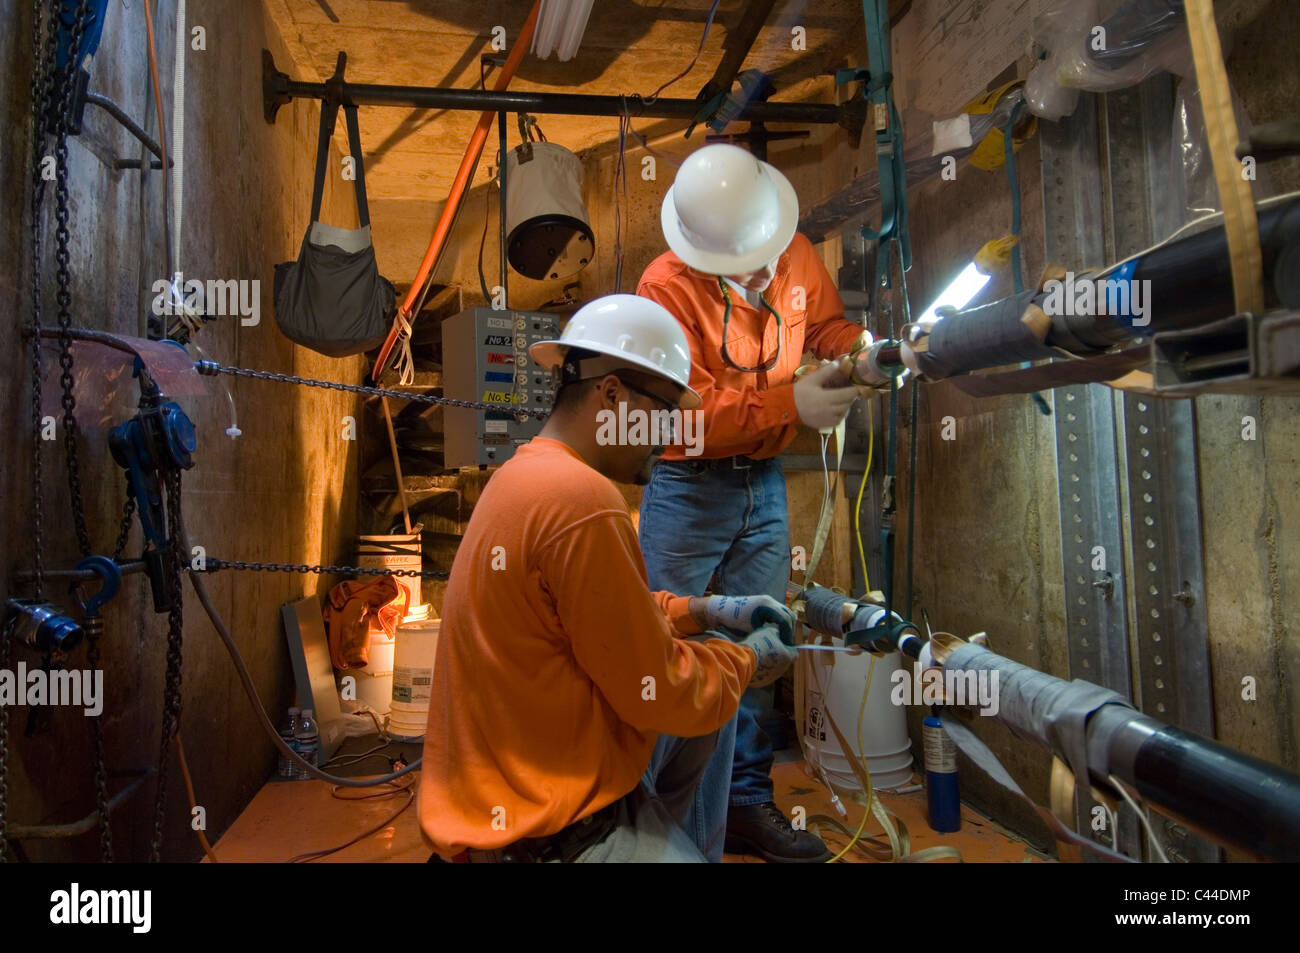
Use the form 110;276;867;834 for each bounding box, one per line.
1026;0;1192;120
39;334;205;432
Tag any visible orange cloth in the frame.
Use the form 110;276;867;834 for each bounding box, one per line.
419;437;755;855
637;231;864;460
323;576;409;670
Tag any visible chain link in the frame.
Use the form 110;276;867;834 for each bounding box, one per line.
5;0;67;867
150;468;186;862
199;362;551;420
53;0;95;559
204;559;449;580
112;495;136;562
83;617;114;862
28;1;60;603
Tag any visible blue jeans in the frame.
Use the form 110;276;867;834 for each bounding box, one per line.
639;456;790;861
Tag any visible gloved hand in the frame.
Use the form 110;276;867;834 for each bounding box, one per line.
738;623;799;687
703;594;796;643
793;361;858;429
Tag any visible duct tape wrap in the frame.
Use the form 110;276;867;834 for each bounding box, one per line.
941;642;1137;862
911;289;1054;379
802;586;849;637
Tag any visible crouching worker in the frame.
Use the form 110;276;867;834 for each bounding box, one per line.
420;294;799;862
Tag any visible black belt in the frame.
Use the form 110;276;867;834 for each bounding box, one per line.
439;798;622;864
663;454;778;471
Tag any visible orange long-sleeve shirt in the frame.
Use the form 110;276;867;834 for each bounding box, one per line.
638;231;864;460
418;437;756;856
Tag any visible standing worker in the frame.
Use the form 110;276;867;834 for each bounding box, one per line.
419;294;799;862
637;144;877;863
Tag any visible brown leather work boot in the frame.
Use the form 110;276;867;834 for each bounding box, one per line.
725;801;833;863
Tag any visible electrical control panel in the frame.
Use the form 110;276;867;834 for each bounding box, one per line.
441;307;559;468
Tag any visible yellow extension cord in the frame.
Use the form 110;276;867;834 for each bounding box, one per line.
805;394;960;863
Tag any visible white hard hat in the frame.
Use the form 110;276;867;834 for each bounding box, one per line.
660;143;800;275
530;294;702;409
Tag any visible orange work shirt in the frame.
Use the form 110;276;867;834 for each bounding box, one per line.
418;437;755;856
638;231;865;460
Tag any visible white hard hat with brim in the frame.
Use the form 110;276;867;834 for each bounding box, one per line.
530;294;703;410
660;144;800;276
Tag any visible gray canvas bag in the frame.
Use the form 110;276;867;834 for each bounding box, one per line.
273;96;395;357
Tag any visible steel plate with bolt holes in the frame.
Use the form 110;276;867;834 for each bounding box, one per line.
1104;78;1218;863
1041;93;1140;859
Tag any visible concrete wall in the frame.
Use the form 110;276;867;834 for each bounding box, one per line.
0;0;365;860
810;0;1300;852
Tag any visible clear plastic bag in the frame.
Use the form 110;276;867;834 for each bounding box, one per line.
1026;0;1192;119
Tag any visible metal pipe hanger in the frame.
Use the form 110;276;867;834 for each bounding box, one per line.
261;49;866;141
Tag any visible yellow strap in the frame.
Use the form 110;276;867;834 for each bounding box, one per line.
1184;0;1265;315
803;419;845;586
800;647;963;863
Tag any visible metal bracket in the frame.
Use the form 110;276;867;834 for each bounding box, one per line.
1104;77;1219;863
1152;309;1300;394
1041;93;1140;859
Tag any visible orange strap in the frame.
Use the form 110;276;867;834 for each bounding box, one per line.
372;2;542;380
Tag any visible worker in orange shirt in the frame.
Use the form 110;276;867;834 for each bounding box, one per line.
420;294;799;862
637;144;876;863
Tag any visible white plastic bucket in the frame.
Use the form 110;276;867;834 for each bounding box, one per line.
358;533;422;607
388;619;440;740
803;645;914;792
353;630;396;716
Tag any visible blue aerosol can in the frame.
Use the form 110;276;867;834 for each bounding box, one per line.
923;713;961;832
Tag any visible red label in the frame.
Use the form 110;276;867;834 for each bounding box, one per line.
487;352;515;365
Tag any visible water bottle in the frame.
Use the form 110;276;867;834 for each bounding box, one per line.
294;708;320;780
277;706;300;781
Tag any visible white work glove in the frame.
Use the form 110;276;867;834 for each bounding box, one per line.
703;594;796;641
738;624;799;687
792;361;858;429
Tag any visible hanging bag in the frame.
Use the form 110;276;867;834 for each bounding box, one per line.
273;90;395;357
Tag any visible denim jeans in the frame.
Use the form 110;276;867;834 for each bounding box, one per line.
639;456;790;861
569;729;721;863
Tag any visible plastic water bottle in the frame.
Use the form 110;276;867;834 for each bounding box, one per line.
295;709;320;780
277;707;300;781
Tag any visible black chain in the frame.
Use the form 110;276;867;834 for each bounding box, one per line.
53;0;94;559
204;559;449;580
83;617;114;861
5;0;66;868
198;362;550;420
112;495;136;562
28;1;60;603
150;468;186;862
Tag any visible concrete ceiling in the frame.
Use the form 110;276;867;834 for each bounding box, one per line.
267;0;881;199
